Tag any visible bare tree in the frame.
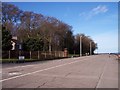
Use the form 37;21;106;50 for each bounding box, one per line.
2;3;22;35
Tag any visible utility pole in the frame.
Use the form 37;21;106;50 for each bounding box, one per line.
90;41;92;55
80;36;82;57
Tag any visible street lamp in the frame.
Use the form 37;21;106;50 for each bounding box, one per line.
90;41;92;55
80;35;82;57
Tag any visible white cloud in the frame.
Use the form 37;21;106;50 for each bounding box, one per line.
88;5;108;19
79;5;108;20
92;5;108;15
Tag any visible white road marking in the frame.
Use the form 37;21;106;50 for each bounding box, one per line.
1;58;88;82
2;59;67;70
2;57;81;70
9;72;22;76
95;58;108;88
3;64;36;70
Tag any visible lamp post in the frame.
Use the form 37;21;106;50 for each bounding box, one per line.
19;39;22;56
90;41;92;55
80;35;82;57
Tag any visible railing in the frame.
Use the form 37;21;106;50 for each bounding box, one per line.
2;50;65;60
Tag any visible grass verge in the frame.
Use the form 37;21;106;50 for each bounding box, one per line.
1;57;67;63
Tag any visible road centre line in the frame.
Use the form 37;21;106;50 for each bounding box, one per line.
95;58;108;88
1;58;88;82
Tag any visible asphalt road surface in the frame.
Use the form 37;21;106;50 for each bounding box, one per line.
1;54;118;88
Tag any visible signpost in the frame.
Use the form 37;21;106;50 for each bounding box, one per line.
19;43;25;62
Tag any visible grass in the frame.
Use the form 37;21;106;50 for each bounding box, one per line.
1;58;39;63
1;54;81;63
1;57;67;63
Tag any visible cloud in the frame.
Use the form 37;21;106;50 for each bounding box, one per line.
88;5;108;19
92;5;108;15
79;5;108;20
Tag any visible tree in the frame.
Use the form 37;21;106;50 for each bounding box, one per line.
22;37;43;51
2;3;22;35
74;34;97;55
16;11;44;44
2;26;12;50
2;3;97;54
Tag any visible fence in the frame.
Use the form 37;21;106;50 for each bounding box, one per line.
2;50;65;60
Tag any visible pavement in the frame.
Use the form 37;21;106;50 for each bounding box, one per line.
1;54;118;88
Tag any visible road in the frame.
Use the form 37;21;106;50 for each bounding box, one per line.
1;54;118;88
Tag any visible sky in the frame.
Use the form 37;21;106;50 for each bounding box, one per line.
9;2;118;53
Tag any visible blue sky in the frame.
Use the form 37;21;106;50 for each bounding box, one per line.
9;2;118;53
